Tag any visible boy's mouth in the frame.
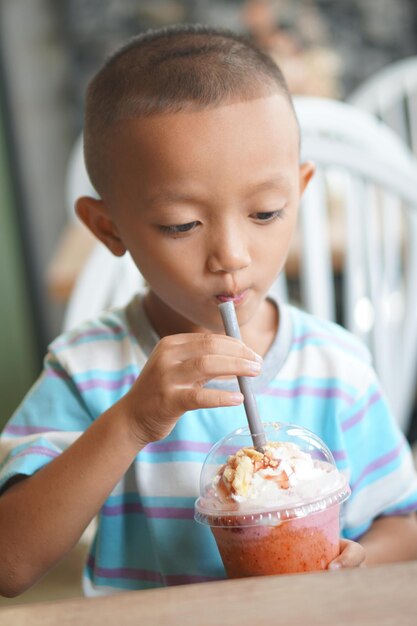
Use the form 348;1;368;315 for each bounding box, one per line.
215;290;248;305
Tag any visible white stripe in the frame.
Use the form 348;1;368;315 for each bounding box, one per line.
83;576;125;597
281;344;375;397
344;456;417;528
0;431;80;459
134;461;202;498
55;336;144;373
385;480;417;510
110;466;140;497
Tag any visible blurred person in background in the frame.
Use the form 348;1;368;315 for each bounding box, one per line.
242;0;341;97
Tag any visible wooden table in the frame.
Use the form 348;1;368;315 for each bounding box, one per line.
1;562;416;626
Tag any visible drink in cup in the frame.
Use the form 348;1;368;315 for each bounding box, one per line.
195;422;350;578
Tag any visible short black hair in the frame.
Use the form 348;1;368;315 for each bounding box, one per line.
84;24;294;193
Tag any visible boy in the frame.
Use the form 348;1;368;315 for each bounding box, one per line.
1;25;417;598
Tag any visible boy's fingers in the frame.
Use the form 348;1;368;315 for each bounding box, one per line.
173;355;262;384
328;539;366;570
158;333;262;363
178;387;244;411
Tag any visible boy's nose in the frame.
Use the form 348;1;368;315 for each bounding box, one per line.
206;228;251;274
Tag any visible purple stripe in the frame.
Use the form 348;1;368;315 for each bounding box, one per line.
143;440;240;456
145;440;213;454
331;449;347;462
46;368;69;380
76;374;136;392
263;385;353;403
293;332;365;358
351;441;405;491
342;390;381;432
53;325;126;350
102;502;144;516
12;446;59;462
143;439;347;462
88;555;163;584
3;424;64;436
164;573;220;585
383;501;417;516
46;368;136;391
139;506;194;520
101;503;193;519
87;555;218;585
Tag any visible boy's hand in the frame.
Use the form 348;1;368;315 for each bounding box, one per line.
328;539;366;570
121;333;262;446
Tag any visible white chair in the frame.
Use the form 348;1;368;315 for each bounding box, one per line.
65;133;97;221
64;98;417;433
348;56;417;156
63;243;144;330
291;96;417;434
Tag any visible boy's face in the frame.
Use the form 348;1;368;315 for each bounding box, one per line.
78;94;314;335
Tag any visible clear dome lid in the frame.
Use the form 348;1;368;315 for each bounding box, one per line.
194;422;350;527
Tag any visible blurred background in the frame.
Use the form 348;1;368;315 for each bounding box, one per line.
2;0;417;435
1;0;417;606
4;0;417;429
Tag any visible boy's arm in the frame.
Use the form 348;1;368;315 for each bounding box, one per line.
359;514;417;565
0;333;260;597
329;514;417;569
0;401;141;598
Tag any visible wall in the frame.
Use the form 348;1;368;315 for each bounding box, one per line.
0;95;38;426
0;0;75;345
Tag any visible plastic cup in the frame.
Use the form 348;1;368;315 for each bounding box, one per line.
194;422;350;578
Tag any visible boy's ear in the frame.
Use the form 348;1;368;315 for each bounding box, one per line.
75;196;126;257
299;161;316;195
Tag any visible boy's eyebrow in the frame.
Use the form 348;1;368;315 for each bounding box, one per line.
145;177;290;209
145;191;198;209
245;176;290;195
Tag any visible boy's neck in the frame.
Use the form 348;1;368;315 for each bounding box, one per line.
142;292;279;357
240;298;279;357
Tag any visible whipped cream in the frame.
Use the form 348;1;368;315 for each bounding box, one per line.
212;442;343;510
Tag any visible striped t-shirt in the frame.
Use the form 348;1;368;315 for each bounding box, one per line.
1;293;416;596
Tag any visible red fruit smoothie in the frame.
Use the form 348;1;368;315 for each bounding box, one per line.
195;424;350;579
211;504;340;577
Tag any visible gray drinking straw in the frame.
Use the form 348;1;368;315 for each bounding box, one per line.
218;301;267;451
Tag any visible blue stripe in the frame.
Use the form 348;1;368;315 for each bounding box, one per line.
84;565;163;591
343;520;372;541
136;450;207;464
349;444;405;494
106;493;195;509
71;365;139;383
340;384;381;432
382;490;417;515
266;376;357;397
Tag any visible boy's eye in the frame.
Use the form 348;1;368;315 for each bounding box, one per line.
252;209;286;222
158;221;200;235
